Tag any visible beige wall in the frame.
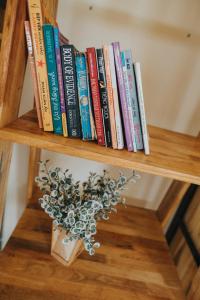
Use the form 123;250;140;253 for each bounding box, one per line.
2;0;200;245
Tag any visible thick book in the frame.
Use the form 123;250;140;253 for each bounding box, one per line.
125;50;143;150
24;21;43;129
86;47;105;145
43;24;63;135
134;62;150;155
27;0;53;131
61;44;82;138
96;48;112;147
112;42;133;151
108;45;124;150
75;53;92;140
103;45;117;149
53;26;68;137
121;51;137;152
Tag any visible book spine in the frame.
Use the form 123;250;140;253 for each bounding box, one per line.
24;21;43;129
96;48;112;147
75;53;92;140
53;26;68;137
86;47;105;145
125;50;143;150
61;45;82;138
108;45;124;150
86;57;97;141
134;62;150;155
103;45;117;149
43;24;63;135
121;51;137;152
28;0;53;131
112;42;133;151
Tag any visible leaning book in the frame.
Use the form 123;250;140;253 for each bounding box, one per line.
27;0;53;131
134;62;150;155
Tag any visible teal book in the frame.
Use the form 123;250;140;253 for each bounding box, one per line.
43;24;63;134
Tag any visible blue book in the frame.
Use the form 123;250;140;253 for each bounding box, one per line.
124;50;144;150
43;24;63;135
75;53;92;140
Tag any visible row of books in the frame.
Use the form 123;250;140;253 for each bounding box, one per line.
26;0;150;154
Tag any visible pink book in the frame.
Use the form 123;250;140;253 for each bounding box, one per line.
112;42;133;151
24;21;43;128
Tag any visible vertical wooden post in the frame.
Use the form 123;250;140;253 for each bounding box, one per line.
0;0;58;248
0;0;27;240
27;147;41;200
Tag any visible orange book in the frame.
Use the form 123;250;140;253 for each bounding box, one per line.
24;21;43;128
28;0;53;131
103;45;117;149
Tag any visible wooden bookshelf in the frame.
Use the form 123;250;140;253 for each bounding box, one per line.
0;109;199;184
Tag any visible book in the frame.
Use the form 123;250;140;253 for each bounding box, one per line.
134;62;150;155
53;26;68;137
121;51;137;152
24;21;43;129
43;24;63;135
86;47;105;145
27;0;53;131
124;50;143;150
96;48;112;147
103;45;117;149
75;53;92;140
112;42;133;151
60;44;82;138
108;45;124;150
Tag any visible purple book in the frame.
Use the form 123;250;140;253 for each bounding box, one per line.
54;26;68;137
112;42;133;151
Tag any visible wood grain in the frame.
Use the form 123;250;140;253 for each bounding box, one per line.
0;0;58;248
27;147;41;200
0;109;200;184
157;181;190;229
0;192;185;299
170;228;198;296
0;0;27;243
184;187;200;253
187;268;200;300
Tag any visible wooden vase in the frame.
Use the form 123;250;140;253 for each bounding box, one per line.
51;225;84;266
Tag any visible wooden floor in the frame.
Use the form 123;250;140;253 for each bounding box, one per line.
0;196;185;299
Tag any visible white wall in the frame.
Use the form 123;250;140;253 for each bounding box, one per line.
2;0;200;246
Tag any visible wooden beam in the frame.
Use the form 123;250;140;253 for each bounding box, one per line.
157;181;190;229
0;0;27;241
0;0;58;248
187;265;200;299
27;147;41;200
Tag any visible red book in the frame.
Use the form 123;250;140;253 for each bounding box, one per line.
86;48;105;145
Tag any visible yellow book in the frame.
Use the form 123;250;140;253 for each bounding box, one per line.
28;0;53;131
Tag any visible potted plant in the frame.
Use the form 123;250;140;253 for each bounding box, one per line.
35;160;139;266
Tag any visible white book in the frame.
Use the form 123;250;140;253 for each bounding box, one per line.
134;62;150;155
121;51;137;152
108;45;124;150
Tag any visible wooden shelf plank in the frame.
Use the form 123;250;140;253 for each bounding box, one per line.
0;110;200;184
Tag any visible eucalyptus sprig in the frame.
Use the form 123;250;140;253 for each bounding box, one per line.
35;160;140;255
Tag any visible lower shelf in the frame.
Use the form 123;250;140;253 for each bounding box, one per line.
0;109;200;184
0;192;184;299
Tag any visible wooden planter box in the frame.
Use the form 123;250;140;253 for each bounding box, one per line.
51;225;84;266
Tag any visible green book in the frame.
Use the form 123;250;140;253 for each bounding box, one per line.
43;24;63;134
